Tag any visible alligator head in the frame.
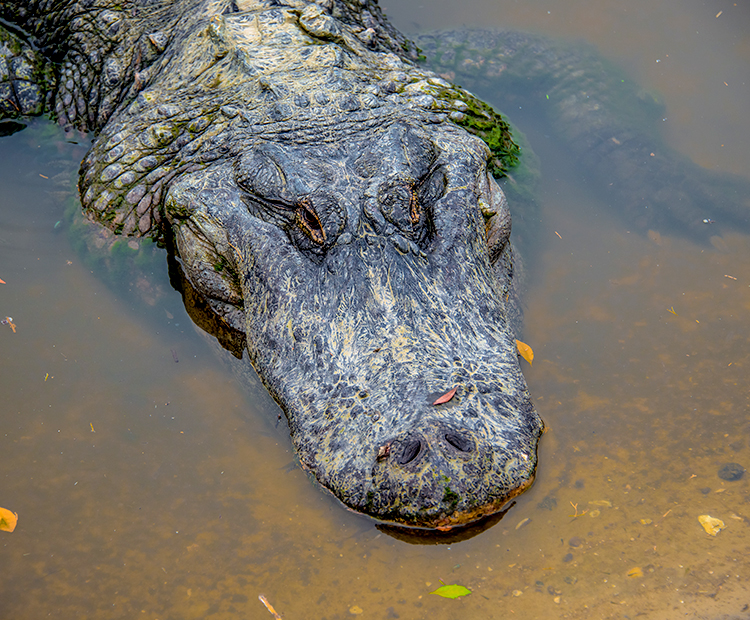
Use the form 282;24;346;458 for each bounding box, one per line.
76;1;543;528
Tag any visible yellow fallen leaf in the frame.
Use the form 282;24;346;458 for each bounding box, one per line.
516;339;534;365
698;515;725;536
0;506;18;532
627;567;643;578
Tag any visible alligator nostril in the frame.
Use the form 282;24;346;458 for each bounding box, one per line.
445;432;474;453
397;438;423;465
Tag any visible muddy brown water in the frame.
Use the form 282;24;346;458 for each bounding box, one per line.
1;1;749;619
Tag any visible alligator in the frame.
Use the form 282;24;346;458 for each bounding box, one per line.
1;0;748;530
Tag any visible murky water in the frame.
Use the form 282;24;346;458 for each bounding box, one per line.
2;2;749;619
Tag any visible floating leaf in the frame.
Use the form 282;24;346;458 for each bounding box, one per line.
431;584;471;599
0;506;18;532
698;515;726;536
433;387;457;405
515;339;534;365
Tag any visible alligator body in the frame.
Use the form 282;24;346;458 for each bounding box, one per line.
1;0;747;529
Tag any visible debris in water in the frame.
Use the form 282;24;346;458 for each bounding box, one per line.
2;316;16;332
515;339;534;365
515;517;531;530
718;462;745;481
431;583;471;599
698;515;726;536
627;567;644;578
0;506;18;532
258;595;282;619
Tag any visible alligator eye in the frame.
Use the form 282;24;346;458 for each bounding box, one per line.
296;197;326;245
409;188;420;224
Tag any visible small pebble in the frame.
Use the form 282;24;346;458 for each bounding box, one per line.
718;463;745;481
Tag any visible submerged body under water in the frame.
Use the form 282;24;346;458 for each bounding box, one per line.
1;1;750;618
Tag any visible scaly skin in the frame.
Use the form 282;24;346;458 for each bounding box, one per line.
0;0;540;528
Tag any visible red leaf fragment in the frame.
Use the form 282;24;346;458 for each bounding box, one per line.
433;387;457;405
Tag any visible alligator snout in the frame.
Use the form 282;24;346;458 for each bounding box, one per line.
360;407;538;529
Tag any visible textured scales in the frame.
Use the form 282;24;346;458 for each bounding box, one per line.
0;0;541;528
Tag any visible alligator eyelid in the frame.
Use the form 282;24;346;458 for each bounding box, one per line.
295;197;326;245
414;163;443;194
412;164;445;220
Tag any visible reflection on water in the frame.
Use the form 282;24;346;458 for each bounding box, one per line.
1;1;749;619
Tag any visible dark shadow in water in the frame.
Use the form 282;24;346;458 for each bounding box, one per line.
375;501;515;545
165;237;247;359
0;120;26;136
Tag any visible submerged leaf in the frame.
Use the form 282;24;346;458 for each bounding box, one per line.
627;567;644;578
0;506;18;532
698;514;726;536
433;387;457;405
516;339;534;365
431;584;471;599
